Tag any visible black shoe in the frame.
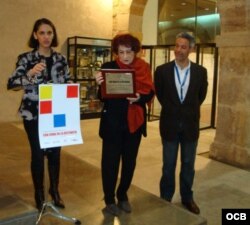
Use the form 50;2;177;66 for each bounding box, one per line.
49;190;65;208
117;201;132;213
182;200;200;214
53;197;65;208
35;189;45;211
104;204;120;216
161;196;171;202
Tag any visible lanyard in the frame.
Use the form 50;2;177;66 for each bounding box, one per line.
174;65;189;102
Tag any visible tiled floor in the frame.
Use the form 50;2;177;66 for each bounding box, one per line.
1;119;249;225
64;119;250;225
0;121;206;225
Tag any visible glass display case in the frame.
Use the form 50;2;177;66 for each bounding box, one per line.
67;36;112;119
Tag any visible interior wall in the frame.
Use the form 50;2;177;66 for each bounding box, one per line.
142;0;158;45
0;0;113;122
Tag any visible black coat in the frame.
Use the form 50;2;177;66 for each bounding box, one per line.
154;60;208;141
98;61;154;140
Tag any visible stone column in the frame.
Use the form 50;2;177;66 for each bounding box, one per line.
209;0;250;169
112;0;148;40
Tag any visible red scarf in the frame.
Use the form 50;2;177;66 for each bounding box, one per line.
116;57;154;133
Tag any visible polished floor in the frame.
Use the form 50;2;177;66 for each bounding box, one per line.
0;119;249;225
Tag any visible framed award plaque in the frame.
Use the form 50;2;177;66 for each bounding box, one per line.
100;69;136;98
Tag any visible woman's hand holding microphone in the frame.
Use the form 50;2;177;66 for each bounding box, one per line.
27;61;46;78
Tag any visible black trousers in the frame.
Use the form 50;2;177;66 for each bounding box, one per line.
23;119;61;186
101;128;142;205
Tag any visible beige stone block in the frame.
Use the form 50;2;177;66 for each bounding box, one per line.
113;0;119;5
220;47;250;70
113;0;131;14
216;32;250;47
117;7;130;14
218;0;247;33
115;13;130;31
130;4;145;16
133;0;148;4
129;15;143;33
234;111;250;147
219;49;245;76
210;98;250;169
218;47;250;107
214;106;235;145
218;77;248;106
220;7;246;32
218;78;239;106
210;141;250;168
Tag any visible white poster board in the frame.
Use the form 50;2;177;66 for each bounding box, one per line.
38;84;83;148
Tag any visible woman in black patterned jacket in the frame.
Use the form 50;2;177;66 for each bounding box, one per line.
7;18;70;211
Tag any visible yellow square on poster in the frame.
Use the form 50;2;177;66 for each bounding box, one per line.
40;85;53;100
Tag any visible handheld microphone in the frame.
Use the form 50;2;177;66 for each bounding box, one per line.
40;57;48;83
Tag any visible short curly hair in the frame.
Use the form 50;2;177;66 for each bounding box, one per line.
112;33;141;54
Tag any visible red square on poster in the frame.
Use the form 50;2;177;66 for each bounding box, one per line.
40;101;52;114
67;85;78;98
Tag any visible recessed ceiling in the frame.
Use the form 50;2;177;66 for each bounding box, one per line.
158;0;217;21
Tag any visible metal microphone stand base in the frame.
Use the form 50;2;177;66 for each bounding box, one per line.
35;156;81;225
36;201;81;225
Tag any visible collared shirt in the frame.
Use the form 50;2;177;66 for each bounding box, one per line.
174;61;191;103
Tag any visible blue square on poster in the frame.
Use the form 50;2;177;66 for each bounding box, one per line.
54;114;66;127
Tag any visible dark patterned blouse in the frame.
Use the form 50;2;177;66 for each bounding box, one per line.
7;49;71;121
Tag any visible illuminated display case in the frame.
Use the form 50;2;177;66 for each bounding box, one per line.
67;36;111;119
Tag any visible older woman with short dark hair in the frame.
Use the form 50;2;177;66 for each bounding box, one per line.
95;33;154;216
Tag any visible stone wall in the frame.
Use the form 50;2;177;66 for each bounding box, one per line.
113;0;148;39
0;0;113;122
210;0;250;168
1;0;150;122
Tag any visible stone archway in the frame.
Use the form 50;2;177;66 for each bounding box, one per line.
112;0;148;40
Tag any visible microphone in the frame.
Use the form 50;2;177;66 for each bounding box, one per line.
40;57;48;83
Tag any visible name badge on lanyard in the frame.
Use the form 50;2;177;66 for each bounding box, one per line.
174;65;189;103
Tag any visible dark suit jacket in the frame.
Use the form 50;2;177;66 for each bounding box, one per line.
154;60;208;141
